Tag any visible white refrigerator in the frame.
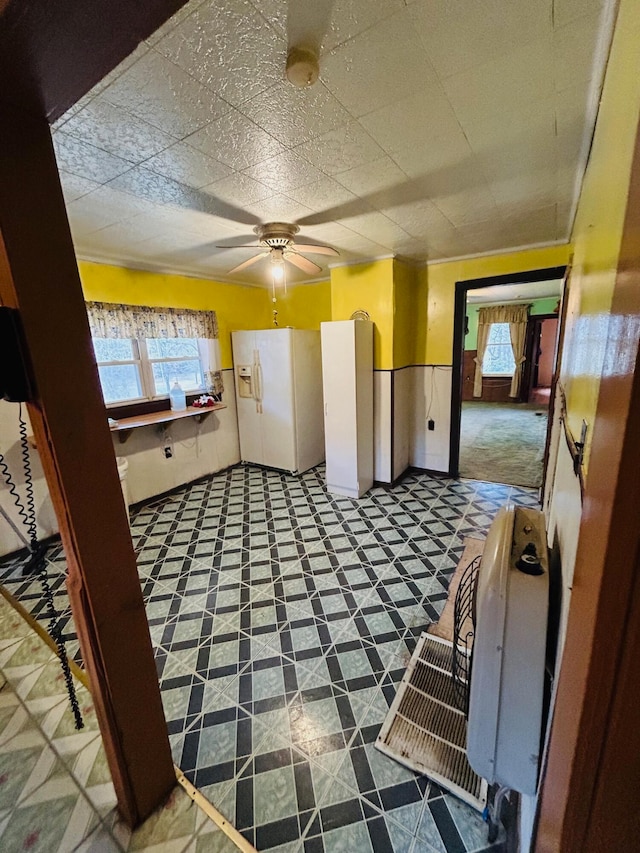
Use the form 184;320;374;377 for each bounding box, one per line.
231;329;325;474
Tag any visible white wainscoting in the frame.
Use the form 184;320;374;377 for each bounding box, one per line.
373;371;392;483
0;368;241;557
409;365;453;473
392;368;412;481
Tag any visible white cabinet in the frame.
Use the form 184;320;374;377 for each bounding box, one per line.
321;320;374;498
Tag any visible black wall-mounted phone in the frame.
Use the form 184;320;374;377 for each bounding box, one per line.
0;306;35;403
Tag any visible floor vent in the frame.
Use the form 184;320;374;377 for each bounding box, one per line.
376;632;487;810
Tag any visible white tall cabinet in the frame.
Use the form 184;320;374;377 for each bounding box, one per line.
320;320;374;498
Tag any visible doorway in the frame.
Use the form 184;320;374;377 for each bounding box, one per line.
450;266;567;487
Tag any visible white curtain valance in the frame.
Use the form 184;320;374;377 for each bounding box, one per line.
85;302;219;341
477;303;529;325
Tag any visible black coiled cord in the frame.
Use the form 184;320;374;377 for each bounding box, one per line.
0;406;83;730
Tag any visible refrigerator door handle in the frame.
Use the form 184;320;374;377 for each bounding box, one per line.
256;363;264;412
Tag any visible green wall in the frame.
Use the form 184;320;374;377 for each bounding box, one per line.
464;297;559;350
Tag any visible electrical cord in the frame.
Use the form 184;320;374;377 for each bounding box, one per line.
0;406;83;729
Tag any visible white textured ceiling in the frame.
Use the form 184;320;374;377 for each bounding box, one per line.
53;0;611;286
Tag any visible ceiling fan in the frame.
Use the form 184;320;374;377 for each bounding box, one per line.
219;222;339;279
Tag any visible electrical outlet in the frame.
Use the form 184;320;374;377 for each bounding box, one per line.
164;446;172;459
428;419;435;431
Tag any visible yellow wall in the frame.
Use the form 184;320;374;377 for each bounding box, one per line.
393;259;420;369
560;0;640;471
271;280;332;330
330;259;395;369
78;261;270;368
422;245;571;365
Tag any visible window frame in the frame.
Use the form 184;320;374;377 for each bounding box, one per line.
94;336;209;408
482;322;516;377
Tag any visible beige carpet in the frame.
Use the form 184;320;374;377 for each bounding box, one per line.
459;402;548;488
428;537;485;643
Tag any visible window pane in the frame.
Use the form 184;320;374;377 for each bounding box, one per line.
146;338;199;358
151;359;203;396
98;364;143;403
93;338;135;362
483;323;516;375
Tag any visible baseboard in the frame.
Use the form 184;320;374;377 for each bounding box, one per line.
0;532;62;569
130;462;240;512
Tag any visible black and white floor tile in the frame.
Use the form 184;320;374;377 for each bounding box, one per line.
0;464;538;852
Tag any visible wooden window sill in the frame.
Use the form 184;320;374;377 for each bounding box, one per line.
109;404;226;444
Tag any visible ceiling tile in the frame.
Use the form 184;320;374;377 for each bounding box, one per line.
144;141;233;189
479;0;553;49
409;0;548;81
145;0;208;46
185;109;286;171
255;0;405;53
296;121;384;176
203;172;273;208
462;98;556;156
432;185;502;228
153;0;284;107
66;195;130;236
108;166;200;209
237;81;352;147
553;12;604;93
383;197;456;240
102;49;228;138
61;98;177;164
75;219;164;255
391;130;475;182
553;0;605;29
59;171;103;204
335;157;407;199
321;10;438;117
243;150;326;193
244;194;314;224
359;89;464;158
443;36;555;128
339;210;410;249
284;176;358;212
53;132;132;184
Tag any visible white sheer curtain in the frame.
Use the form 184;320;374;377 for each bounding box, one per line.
473;304;530;398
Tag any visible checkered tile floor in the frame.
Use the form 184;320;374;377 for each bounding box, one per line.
0;465;539;852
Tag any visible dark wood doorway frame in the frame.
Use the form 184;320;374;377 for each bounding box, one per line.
522;313;560;403
449;265;567;477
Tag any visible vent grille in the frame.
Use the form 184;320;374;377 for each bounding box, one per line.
376;633;487;810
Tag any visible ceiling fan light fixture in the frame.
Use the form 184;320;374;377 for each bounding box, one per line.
286;47;320;88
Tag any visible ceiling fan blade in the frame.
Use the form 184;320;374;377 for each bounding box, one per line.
228;252;270;274
286;252;322;275
294;243;339;256
216;244;261;249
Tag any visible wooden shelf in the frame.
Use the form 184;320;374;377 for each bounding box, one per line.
109;404;226;444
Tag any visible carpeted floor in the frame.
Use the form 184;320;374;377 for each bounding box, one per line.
459;402;548;488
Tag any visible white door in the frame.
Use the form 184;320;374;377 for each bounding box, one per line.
231;331;263;465
256;329;297;471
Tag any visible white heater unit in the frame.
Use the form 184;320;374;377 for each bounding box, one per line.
466;503;549;797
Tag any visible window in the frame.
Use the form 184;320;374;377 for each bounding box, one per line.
482;323;515;376
93;336;207;405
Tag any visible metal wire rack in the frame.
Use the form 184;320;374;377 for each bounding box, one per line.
451;554;481;716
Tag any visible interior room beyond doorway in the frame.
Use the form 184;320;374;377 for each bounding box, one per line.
458;278;563;488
